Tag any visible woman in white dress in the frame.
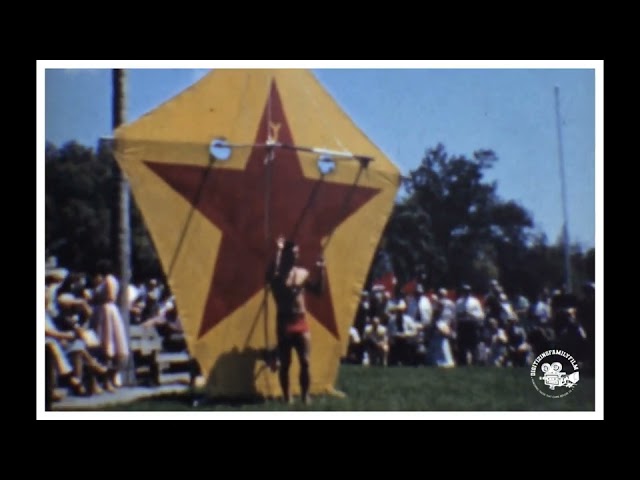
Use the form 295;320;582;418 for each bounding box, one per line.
91;260;129;391
428;290;456;368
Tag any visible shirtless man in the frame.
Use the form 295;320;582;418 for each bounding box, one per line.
266;235;325;404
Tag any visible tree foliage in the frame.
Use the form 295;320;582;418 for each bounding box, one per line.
377;144;593;297
45;141;162;281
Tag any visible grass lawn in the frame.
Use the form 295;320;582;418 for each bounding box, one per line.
101;365;595;412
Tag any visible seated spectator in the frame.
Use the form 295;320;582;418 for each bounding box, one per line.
45;276;107;398
363;316;389;366
141;295;185;352
141;295;180;331
46;280;82;398
140;290;161;323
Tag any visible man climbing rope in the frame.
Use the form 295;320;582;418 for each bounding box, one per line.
266;235;325;405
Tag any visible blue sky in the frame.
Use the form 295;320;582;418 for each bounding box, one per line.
43;65;597;249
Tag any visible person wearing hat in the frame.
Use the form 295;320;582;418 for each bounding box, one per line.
266;235;326;405
45;270;107;398
455;284;484;366
45;271;81;398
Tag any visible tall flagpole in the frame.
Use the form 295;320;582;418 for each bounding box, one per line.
113;69;135;385
554;86;572;294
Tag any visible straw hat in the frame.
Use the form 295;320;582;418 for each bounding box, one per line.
45;257;68;284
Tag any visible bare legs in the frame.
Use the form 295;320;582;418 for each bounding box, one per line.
277;332;311;405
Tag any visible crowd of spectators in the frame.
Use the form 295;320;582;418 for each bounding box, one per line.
346;279;595;373
45;255;596;401
44;257;183;401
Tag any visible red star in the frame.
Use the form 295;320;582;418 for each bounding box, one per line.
144;81;381;339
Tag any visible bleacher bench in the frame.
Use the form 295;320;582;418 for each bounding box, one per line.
129;325;196;386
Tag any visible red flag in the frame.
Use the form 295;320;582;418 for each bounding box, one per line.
373;272;397;294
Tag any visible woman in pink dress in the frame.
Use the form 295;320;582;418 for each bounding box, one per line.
91;260;129;392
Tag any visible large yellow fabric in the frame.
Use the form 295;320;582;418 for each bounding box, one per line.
114;69;400;397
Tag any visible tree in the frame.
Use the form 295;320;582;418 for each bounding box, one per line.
379;144;534;292
45;141;162;280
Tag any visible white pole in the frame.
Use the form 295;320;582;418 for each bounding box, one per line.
554;86;572;293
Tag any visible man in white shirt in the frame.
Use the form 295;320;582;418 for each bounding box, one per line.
407;284;433;328
455;284;484;365
387;300;419;365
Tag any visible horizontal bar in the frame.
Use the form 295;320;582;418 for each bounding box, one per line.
225;141;374;163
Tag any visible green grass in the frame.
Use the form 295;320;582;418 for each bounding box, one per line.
103;365;595;411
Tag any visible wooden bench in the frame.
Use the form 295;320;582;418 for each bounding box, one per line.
129;325;197;386
129;325;163;385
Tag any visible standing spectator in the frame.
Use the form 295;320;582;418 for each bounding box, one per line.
512;291;530;329
90;260;130;392
370;286;388;324
505;316;531;367
484;318;508;366
484;280;503;326
455;284;484;365
557;307;587;366
528;290;554;355
531;290;552;328
578;282;595;373
551;286;578;338
404;289;427;364
427;288;456;368
354;290;372;337
345;326;362;364
498;293;518;325
386;300;419;366
407;284;433;328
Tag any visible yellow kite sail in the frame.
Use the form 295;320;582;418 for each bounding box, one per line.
114;69;400;397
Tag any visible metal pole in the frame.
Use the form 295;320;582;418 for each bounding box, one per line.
554;86;572;293
113;69;135;385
